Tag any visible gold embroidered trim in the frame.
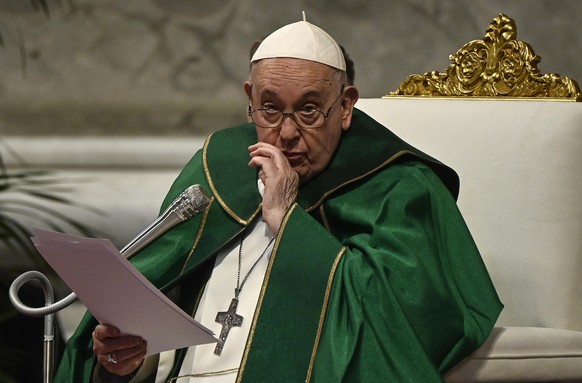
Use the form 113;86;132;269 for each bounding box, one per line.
202;134;242;224
236;203;296;382
167;367;239;382
180;196;214;274
203;133;262;226
306;150;411;212
245;205;262;227
189;292;204;322
305;246;346;382
390;13;581;100
319;205;330;231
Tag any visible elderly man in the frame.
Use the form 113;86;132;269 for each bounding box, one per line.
55;16;502;383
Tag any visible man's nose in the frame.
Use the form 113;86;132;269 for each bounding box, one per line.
279;113;301;140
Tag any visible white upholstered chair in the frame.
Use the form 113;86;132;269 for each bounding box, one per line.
356;14;582;382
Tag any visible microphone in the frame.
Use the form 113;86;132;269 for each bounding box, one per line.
9;184;212;317
121;184;212;259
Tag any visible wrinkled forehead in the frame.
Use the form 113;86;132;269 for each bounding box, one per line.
250;58;344;90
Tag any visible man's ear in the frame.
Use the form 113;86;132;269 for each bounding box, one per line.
244;81;253;122
244;81;252;98
341;85;360;131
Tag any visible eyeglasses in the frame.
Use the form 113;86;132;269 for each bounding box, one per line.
248;85;345;129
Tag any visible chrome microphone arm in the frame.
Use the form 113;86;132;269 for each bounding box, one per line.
8;184;211;317
121;184;210;259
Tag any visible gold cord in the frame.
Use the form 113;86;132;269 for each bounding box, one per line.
167;367;239;382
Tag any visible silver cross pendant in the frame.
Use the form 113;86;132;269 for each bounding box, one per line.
214;298;243;355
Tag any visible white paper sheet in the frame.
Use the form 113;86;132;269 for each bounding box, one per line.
31;228;216;356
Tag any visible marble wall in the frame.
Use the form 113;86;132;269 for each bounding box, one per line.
1;0;581;137
2;4;580;379
1;0;582;257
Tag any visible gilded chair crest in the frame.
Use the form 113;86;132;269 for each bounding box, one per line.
390;14;581;100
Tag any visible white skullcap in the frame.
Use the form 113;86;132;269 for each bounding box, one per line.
251;11;346;71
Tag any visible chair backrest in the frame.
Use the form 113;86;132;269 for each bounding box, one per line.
356;13;582;332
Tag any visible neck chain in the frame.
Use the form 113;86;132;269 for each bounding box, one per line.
214;232;275;356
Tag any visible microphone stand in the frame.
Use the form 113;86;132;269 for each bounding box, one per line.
8;185;210;383
9;271;56;383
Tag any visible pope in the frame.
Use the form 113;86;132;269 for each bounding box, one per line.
55;14;502;383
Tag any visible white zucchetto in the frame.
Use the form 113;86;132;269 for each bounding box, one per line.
251;11;346;71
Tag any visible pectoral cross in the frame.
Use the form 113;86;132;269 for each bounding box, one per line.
214;298;243;355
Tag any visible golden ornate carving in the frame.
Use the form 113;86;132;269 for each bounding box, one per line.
390;14;581;100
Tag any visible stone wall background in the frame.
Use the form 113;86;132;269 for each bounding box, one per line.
1;0;581;137
2;4;580;379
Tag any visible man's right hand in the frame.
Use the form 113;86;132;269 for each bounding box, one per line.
248;142;300;234
93;324;147;377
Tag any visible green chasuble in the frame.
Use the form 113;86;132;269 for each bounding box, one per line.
54;108;502;382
